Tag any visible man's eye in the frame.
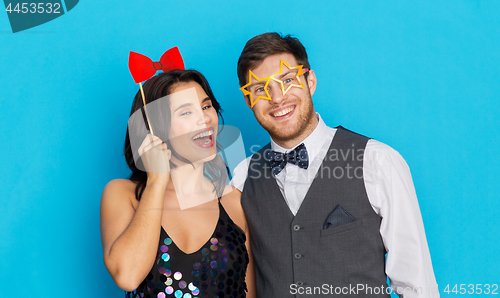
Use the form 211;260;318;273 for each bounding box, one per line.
283;78;293;84
256;87;265;92
202;105;213;110
180;111;192;116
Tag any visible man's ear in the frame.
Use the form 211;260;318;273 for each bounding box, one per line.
244;95;252;109
306;69;317;97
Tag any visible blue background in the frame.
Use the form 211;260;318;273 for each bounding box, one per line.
1;1;499;297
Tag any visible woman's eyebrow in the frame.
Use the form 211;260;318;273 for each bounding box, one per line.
174;102;193;112
202;97;211;103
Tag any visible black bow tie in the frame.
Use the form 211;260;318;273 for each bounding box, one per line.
266;143;309;176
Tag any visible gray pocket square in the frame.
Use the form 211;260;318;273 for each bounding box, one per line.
323;205;357;229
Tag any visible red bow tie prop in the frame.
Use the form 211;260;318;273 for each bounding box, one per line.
128;46;185;83
128;47;185;136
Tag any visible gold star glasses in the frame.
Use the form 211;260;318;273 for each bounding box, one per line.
239;59;310;107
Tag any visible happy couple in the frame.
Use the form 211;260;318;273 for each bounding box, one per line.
101;32;439;298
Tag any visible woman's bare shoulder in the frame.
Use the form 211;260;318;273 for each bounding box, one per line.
101;179;138;208
104;178;136;191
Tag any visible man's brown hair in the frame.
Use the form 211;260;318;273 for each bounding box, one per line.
237;32;310;87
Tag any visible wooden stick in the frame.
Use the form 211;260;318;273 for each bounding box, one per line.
139;82;170;174
139;82;154;135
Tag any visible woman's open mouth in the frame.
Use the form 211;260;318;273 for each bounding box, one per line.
191;127;214;148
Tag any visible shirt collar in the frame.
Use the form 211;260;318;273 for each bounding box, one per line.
270;113;330;162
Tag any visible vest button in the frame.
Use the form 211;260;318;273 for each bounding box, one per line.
296;281;303;286
293;225;300;231
294;253;302;259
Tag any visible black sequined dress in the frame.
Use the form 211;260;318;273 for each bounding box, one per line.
126;201;249;298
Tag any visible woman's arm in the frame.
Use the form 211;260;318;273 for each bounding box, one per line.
100;178;166;291
100;136;170;291
220;187;256;298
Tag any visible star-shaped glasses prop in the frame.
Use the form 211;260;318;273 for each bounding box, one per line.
239;59;309;107
239;71;272;108
271;59;308;95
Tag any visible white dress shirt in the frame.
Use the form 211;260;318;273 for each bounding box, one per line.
231;113;439;298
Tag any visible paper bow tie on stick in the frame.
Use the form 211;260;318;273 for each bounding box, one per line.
128;46;185;135
129;47;185;84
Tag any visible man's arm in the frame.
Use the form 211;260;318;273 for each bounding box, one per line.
364;139;439;298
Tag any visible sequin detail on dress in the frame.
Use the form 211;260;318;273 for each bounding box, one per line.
126;202;249;298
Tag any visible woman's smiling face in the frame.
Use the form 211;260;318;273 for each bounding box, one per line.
168;81;218;165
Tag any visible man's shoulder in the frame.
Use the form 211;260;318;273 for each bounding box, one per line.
364;138;408;168
335;125;371;140
366;138;402;155
238;143;272;165
331;124;402;158
229;143;273;190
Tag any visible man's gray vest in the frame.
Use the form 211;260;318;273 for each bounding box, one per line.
241;127;389;297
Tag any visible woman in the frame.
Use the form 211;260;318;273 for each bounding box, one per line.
100;69;255;298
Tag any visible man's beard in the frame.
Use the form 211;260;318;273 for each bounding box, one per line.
254;98;316;144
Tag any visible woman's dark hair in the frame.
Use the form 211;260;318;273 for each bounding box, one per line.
237;32;310;87
124;69;227;201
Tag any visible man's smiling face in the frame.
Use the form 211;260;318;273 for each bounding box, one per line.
246;52;318;148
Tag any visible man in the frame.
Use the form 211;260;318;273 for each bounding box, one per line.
231;32;439;297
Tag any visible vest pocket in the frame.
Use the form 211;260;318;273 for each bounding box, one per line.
320;219;363;237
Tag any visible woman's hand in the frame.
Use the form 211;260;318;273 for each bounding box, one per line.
138;133;171;183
